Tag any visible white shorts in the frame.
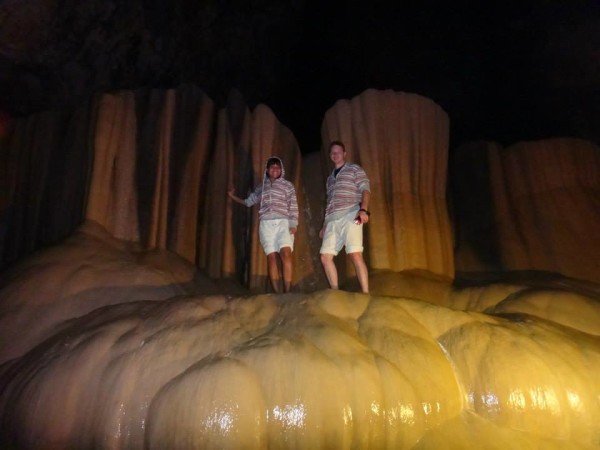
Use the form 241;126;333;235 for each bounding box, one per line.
320;209;363;256
259;219;295;255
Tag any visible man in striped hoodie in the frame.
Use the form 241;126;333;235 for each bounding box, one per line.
228;156;299;293
319;141;371;293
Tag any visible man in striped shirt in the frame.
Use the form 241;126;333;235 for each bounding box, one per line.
228;156;299;293
319;141;371;293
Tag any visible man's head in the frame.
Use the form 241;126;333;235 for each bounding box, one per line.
266;157;282;180
329;140;347;168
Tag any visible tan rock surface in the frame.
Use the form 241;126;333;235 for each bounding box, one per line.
492;138;600;281
1;85;600;448
454;138;600;282
321;89;454;280
0;220;240;365
79;87;318;292
0;232;598;448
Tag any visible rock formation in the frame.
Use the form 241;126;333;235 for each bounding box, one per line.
3;88;600;286
0;85;319;292
453;138;600;281
1;88;599;448
321;89;454;280
0;223;598;448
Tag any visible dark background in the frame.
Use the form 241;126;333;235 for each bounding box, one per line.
0;0;598;152
270;1;600;152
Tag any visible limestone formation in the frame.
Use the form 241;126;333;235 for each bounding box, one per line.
0;86;318;292
453;138;600;281
1;87;600;448
3;88;600;287
492;138;600;281
0;226;598;449
321;89;454;280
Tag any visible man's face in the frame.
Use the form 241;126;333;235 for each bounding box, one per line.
329;145;346;166
267;163;282;180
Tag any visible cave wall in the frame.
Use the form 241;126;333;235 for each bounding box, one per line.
0;104;94;264
0;85;318;291
2;87;600;287
321;89;454;280
492;138;600;280
453;138;600;281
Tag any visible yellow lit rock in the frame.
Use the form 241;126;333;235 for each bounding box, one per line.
0;225;598;448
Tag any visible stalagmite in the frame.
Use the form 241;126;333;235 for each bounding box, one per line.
321;89;454;280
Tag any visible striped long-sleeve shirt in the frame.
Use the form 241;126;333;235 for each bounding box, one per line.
244;178;299;228
324;163;370;223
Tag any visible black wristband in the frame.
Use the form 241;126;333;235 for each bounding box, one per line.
358;208;370;216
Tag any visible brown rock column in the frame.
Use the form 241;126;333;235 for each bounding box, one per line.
491;138;600;281
2;106;92;266
168;87;215;263
202;94;314;292
87;91;140;241
321;89;454;280
198;94;250;280
87;86;216;265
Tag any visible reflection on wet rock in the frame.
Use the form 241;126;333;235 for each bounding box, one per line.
0;230;598;448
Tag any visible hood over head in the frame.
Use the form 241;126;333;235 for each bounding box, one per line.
264;156;285;179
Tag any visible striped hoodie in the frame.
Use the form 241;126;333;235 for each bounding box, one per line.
244;156;299;228
324;163;370;223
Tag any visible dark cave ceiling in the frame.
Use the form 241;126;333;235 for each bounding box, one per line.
0;0;598;151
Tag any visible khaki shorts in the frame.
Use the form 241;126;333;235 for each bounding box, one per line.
259;219;294;255
320;209;363;255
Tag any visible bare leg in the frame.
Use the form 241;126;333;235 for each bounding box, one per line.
348;252;369;293
320;253;339;289
267;252;282;293
279;246;293;292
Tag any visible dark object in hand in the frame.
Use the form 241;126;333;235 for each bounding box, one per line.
354;208;370;224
